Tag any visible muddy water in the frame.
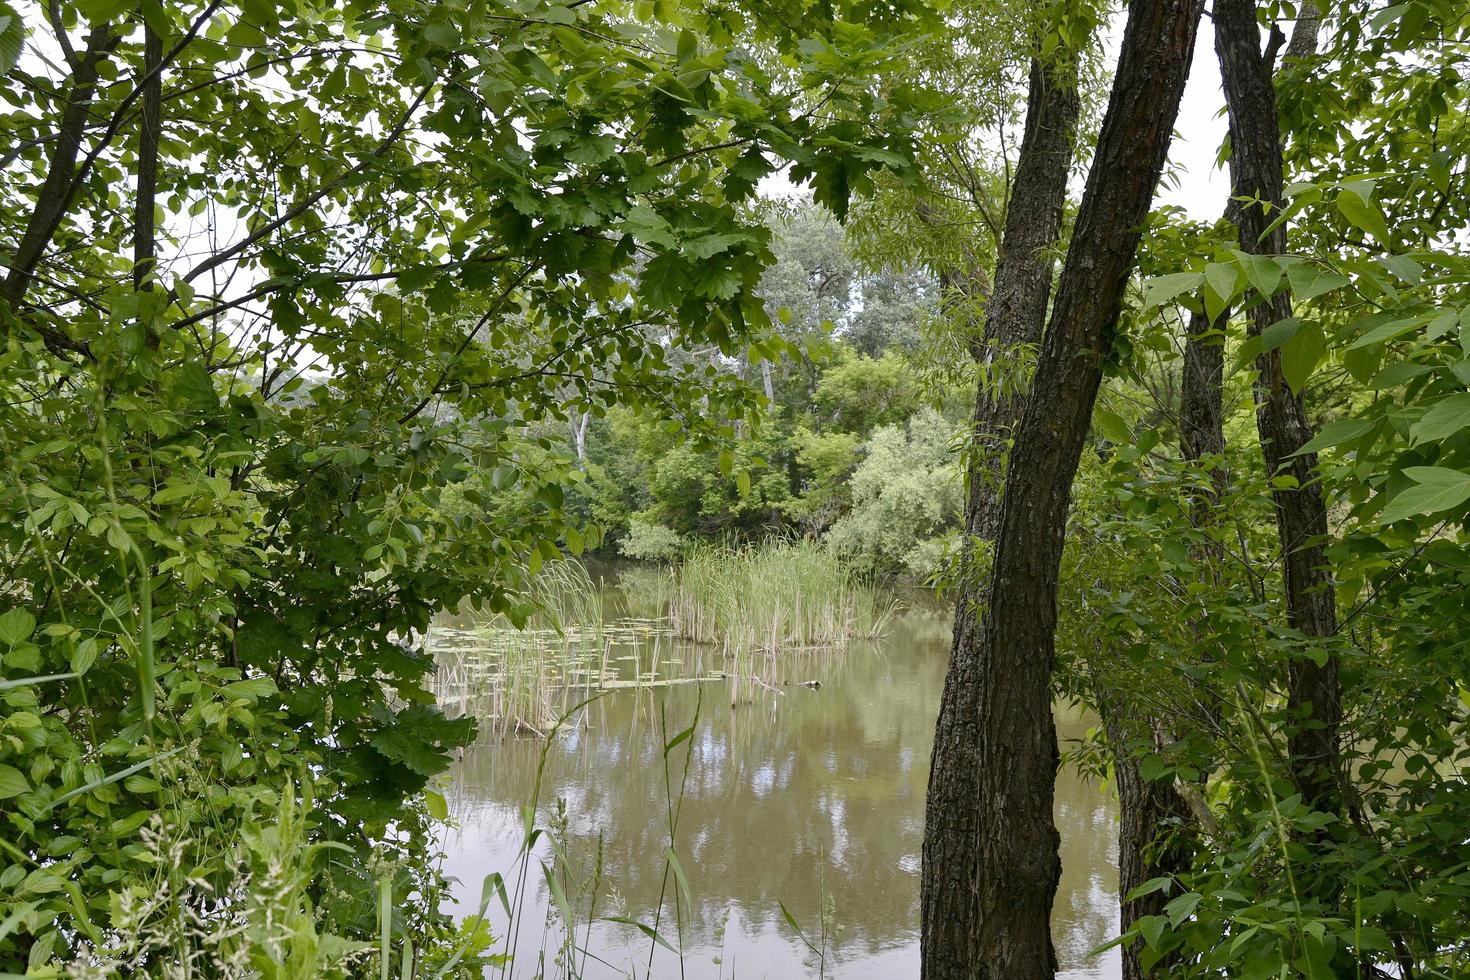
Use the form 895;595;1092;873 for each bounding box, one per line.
436;577;1120;979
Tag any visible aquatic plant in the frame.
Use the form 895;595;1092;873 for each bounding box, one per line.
667;540;898;654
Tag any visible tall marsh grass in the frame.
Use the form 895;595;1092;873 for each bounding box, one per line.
430;547;896;735
667;540;898;654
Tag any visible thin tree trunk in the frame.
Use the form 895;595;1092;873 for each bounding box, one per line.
1180;307;1228;500
921;52;1079;978
134;25;163;293
572;410;590;469
1284;1;1322;61
1214;0;1341;815
3;24;114;310
1109;714;1194;980
922;2;1205;976
1109;302;1230;980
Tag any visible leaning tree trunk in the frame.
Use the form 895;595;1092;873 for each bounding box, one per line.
921;1;1205;976
921;51;1080;980
1214;0;1341;816
3;24;114;310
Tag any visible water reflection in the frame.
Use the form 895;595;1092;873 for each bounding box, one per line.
437;578;1120;979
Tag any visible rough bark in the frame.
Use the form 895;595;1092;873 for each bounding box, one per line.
921;53;1079;979
1284;1;1322;62
1180;307;1228;497
921;1;1205;976
964;58;1082;543
1215;0;1341;815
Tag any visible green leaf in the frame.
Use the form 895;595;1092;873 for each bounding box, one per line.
1138;754;1170;782
1280;319;1327;393
0;764;29;800
1164;891;1202;927
1411;393;1470;443
1141;272;1203;311
0;607;36;646
1139;914;1168;950
372;734;448;777
70;638;98;675
221;677;276;700
1370;362;1435;388
75;0;132;23
665;847;692;908
1293;418;1375;456
663;722;694;757
777;900;817;953
1203;262;1239;322
1093;407;1130;444
1337;183;1392;247
1286;264;1350;303
0;9;22;76
1234;250;1282;298
425;789;448;821
1379;253;1423;285
604;915;679;953
1259;317;1300;354
1347;313;1429;350
1378;468;1470;523
423;18;458;46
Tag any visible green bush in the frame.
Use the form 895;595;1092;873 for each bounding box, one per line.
826;408;962;578
618;518;687;561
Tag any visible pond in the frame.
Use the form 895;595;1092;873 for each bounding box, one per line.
432;568;1120;979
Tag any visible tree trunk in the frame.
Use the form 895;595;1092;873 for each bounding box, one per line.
134;24;163;293
922;2;1205;976
1180;306;1228;501
921;52;1079;978
1109;716;1195;980
1110;302;1230;980
1214;0;1341;815
2;24;114;309
1284;1;1322;62
963;58;1082;542
572;410;590;469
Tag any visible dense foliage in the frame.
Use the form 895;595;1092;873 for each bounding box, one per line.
0;0;929;971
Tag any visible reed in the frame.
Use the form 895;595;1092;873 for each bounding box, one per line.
667;540;898;654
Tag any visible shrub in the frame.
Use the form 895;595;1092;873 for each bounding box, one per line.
826;408;963;578
618;518;687;561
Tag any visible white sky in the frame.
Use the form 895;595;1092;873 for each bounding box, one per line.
1153;14;1232;221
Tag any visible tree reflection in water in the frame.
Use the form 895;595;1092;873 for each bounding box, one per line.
436;578;1120;979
